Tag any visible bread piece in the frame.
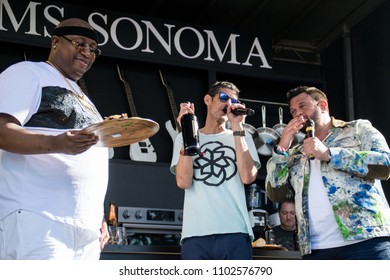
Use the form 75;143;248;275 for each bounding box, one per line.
252;238;266;247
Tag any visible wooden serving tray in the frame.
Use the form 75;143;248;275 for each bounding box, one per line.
79;117;159;147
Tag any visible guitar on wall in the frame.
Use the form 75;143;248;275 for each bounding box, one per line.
116;65;157;162
159;69;181;143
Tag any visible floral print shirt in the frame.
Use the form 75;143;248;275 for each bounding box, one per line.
266;118;390;256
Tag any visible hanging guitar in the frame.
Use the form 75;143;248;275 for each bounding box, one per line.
159;69;181;143
117;65;157;162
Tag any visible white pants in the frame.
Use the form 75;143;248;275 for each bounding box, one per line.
0;210;101;260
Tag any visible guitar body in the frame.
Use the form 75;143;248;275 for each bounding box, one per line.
165;120;180;142
129;138;157;162
117;65;157;162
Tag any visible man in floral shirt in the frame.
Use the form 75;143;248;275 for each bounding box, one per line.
266;86;390;259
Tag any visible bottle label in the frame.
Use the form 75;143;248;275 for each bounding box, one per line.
191;119;199;139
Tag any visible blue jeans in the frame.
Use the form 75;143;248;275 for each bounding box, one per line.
303;237;390;260
181;233;252;260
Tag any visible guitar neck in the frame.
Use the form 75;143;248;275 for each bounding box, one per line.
122;80;138;117
159;70;181;133
117;65;138;117
166;87;181;132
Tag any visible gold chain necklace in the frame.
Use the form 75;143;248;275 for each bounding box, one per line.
46;60;85;99
46;60;100;116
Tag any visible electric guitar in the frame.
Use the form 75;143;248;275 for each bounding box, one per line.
159;69;181;142
117;65;157;162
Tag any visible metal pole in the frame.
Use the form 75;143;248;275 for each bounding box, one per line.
240;98;288;107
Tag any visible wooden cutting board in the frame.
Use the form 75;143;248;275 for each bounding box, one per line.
79;117;159;147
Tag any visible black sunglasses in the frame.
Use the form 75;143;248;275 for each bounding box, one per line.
218;92;240;104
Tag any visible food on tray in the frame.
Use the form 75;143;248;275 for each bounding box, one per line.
104;113;128;120
252;237;266;247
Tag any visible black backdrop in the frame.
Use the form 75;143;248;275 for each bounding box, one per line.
0;0;389;211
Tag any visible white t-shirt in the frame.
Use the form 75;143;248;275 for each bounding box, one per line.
0;61;109;233
170;130;261;242
308;159;361;249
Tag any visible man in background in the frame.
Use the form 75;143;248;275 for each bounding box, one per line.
273;198;298;251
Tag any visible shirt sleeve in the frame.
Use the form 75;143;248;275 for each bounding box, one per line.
0;62;41;125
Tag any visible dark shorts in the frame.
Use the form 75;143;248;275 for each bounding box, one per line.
181;232;252;260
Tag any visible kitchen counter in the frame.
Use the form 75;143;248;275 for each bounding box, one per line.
101;244;181;260
100;244;302;260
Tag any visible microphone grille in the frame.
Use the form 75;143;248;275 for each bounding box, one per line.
247;108;255;115
306;119;314;127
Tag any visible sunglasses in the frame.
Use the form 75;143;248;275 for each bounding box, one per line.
61;36;101;57
218;92;240;104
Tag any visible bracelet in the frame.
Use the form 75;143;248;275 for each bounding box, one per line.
233;130;245;136
277;145;288;152
274;146;288;156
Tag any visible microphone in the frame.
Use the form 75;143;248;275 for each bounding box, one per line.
305;119;315;160
223;107;255;116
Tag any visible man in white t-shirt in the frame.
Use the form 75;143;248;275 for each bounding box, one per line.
0;18;110;259
266;86;390;259
170;81;261;260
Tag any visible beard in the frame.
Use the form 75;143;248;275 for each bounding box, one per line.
300;108;321;133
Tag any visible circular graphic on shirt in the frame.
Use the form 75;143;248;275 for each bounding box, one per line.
193;141;237;187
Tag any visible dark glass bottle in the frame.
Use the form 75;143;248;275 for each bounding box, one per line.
181;113;200;156
264;225;275;244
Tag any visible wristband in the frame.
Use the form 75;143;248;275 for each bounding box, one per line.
274;145;288;156
233;130;245;136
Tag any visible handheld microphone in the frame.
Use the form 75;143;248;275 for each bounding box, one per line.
305;119;315;160
223;107;255;116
